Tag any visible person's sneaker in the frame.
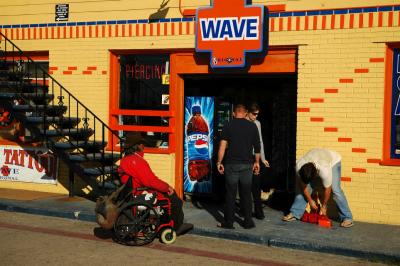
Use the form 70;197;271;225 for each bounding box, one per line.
340;220;354;228
217;222;235;229
253;211;265;220
282;213;297;222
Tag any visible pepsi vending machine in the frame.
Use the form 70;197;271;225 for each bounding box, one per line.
184;97;214;194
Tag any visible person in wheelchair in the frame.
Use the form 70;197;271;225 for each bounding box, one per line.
118;137;184;232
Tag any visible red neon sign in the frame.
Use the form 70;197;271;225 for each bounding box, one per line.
195;0;267;68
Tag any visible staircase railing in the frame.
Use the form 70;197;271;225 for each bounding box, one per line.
0;32;123;194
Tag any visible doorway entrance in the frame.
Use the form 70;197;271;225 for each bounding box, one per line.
183;74;297;196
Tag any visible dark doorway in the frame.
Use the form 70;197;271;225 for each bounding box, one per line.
184;74;297;194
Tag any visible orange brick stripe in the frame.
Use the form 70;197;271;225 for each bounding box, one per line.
367;158;381;164
63;71;72;75
369;58;384;63
324;127;338;132
87;66;97;70
352;168;366;173
82;71;92;75
352;148;366;153
354;68;369;73
310;117;324;122
49;67;58;71
68;66;77;71
341;177;352;182
338;137;352;142
325;88;339;93
310;98;324;103
339;78;353;83
297;107;310;112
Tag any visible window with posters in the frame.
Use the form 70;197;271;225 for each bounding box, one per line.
383;46;400;164
110;53;172;152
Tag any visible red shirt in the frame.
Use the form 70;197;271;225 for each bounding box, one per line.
118;152;169;193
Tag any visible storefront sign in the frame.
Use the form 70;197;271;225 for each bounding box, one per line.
0;145;58;184
55;4;69;22
195;0;267;69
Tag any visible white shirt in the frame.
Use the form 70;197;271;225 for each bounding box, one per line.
295;148;341;187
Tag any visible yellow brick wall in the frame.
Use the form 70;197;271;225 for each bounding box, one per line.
1;0;400;225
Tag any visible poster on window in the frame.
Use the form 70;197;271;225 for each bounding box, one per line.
183;97;214;194
0;145;58;184
391;49;400;158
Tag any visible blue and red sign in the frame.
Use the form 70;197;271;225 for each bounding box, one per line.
195;0;268;69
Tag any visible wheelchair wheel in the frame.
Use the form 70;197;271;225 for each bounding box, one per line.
160;228;177;244
113;202;160;246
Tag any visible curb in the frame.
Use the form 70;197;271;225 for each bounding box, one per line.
1;201;399;264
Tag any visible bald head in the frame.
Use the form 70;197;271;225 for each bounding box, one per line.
233;104;247;118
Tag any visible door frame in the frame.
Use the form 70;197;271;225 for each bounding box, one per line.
170;47;297;197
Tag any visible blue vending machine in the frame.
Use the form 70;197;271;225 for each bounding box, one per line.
184;97;214;194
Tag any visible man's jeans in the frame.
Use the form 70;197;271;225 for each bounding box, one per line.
290;162;353;222
224;164;253;225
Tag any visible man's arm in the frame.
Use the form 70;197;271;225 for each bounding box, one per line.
298;178;318;211
217;140;227;174
253;153;260;174
320;186;332;215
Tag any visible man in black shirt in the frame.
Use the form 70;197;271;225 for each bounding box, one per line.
217;104;261;229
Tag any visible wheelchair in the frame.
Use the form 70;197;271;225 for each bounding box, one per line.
111;178;177;246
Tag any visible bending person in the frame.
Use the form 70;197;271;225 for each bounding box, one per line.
282;148;354;228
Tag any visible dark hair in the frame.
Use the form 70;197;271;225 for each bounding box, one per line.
248;102;260;113
298;162;318;184
123;144;140;156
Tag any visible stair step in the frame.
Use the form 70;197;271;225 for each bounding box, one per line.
68;152;119;162
0;92;54;101
12;104;67;116
40;128;93;139
83;166;118;176
54;140;107;150
26;116;80;127
0;80;48;91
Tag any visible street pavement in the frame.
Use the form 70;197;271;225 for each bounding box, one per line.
0;188;399;264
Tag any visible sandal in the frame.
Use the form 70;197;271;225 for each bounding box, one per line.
282;213;297;222
340;220;354;228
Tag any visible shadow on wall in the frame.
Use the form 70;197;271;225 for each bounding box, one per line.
149;0;170;22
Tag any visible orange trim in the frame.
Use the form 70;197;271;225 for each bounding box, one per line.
349;14;354;28
338;137;352;142
297;107;310;112
324;127;338;132
183;9;196;17
367;158;381;164
313;16;318;30
388;11;393;27
382;44;400;165
321;15;326;30
109;52;120;152
296;17;300;31
310;117;324;122
352;148;366;153
378;12;383;27
270;18;275;32
110;109;172;116
304;16;309;30
170;48;297;197
114;125;172;133
341;177;352;182
352;168;366;173
340;14;345;29
369;13;374;27
359;13;364;28
279;18;283;31
331;15;335;29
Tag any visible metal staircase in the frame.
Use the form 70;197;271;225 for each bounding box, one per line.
0;32;122;197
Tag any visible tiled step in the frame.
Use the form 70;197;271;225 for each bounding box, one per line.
12;104;67;116
53;140;107;150
26;116;80;128
68;152;120;163
40;128;93;139
83;165;118;176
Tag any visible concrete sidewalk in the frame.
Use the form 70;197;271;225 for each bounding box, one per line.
0;188;399;263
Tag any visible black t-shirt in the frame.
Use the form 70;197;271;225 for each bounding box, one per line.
221;118;260;164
